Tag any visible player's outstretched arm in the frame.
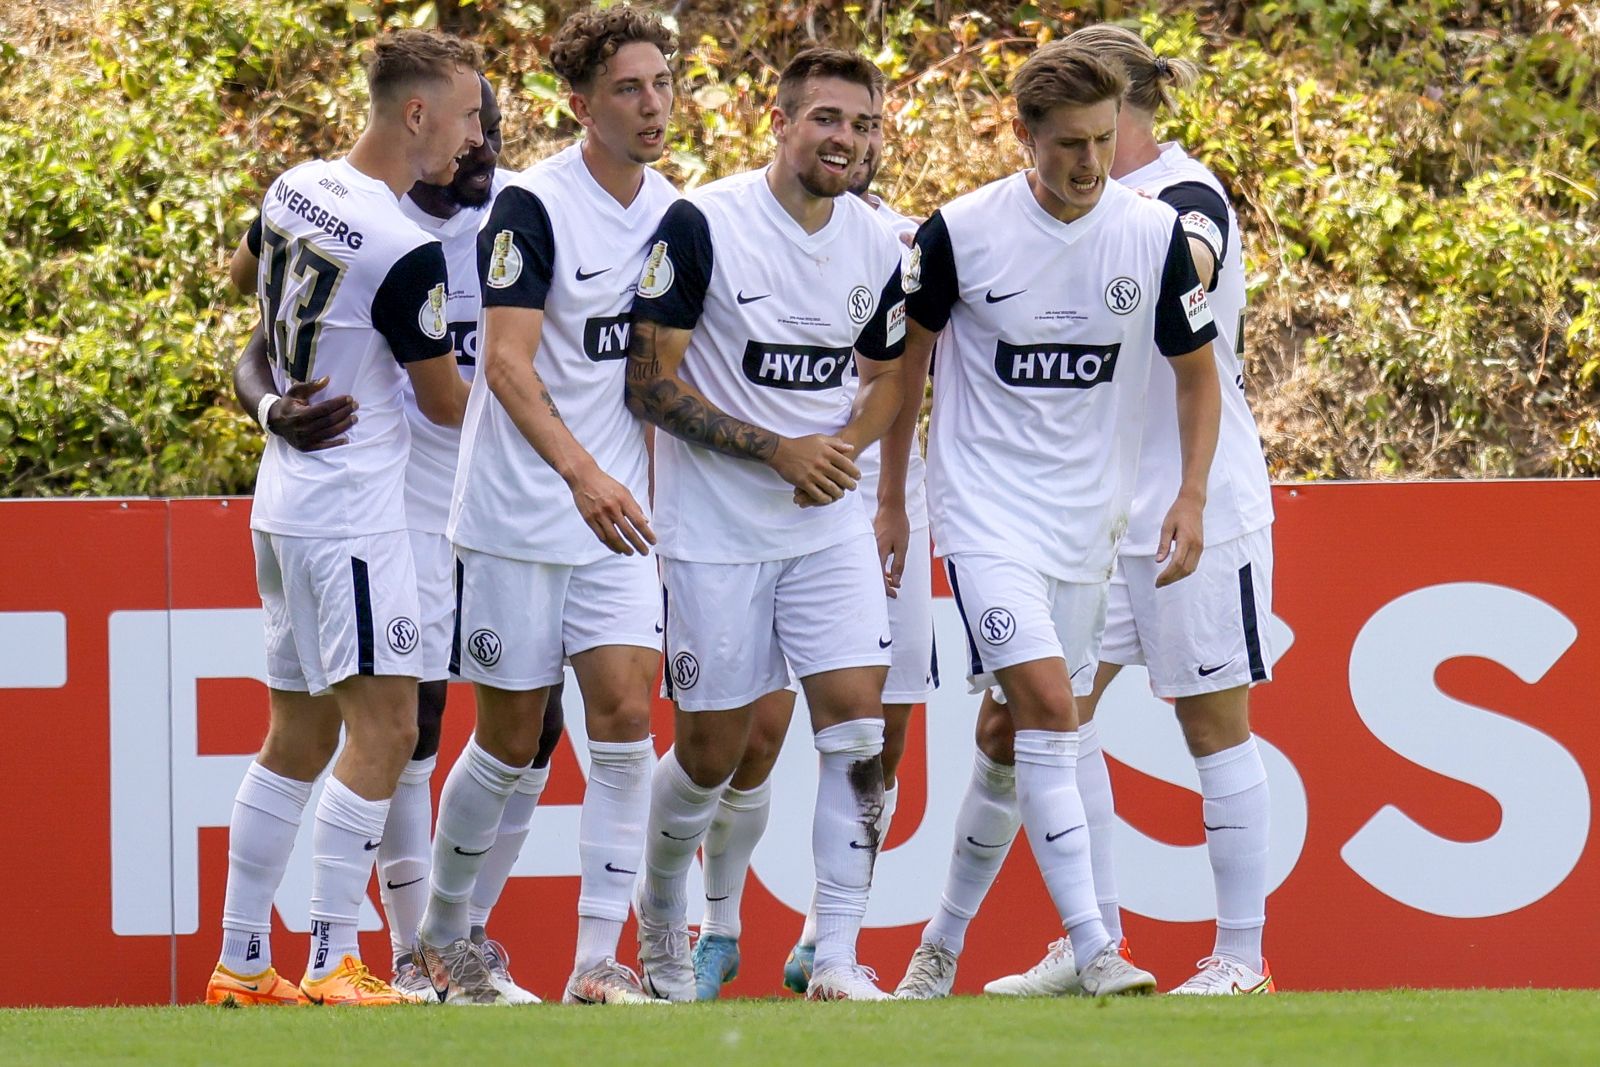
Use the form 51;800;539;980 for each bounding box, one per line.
625;318;858;506
231;322;357;452
1156;342;1221;588
868;319;934;591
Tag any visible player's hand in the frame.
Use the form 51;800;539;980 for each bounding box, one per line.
771;434;859;507
570;462;656;556
874;501;910;599
1154;494;1204;588
269;378;358;452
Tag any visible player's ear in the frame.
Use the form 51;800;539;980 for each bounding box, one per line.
1011;115;1034;151
569;89;593;129
770;105;788;143
403;95;426;135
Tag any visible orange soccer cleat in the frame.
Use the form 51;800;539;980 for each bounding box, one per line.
205;963;310;1007
299;955;429;1006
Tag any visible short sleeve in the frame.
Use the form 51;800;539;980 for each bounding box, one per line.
904;211;959;332
246;214;263;258
1154;218;1220;358
478;186;556;309
854;264;906;362
630;199;714;330
372;241;454;365
1158;181;1229;289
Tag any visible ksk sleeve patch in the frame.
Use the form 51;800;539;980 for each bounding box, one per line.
1182;283;1215;331
1179;210;1224;261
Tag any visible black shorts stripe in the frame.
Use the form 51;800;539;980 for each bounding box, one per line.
448;554;464;676
1238;562;1267;683
351;556;375;675
928;623;940;691
660;585;674;699
945;559;984;678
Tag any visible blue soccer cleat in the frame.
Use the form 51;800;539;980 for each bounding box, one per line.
782;942;815;996
691;934;740;1001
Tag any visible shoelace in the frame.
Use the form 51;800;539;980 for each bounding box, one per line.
347;963;394;994
1177;956;1238;991
596;959;646;986
1026;938;1071;977
481;938;512;977
904;947;954;987
443;941;495;987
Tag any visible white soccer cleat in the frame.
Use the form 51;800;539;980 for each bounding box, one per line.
634;901;695;1003
480;938;540;1004
563;959;665;1005
1167;955;1275;996
1076;941;1157;997
894;942;958;1000
415;935;508;1006
390;956;439;1002
806;963;892;1002
983;937;1080;997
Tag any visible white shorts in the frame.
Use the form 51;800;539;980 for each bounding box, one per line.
661;533;891;712
254;530;422;695
883;526;937;704
945;552;1107;697
409;529;453;683
1100;526;1275;698
451;546;662;690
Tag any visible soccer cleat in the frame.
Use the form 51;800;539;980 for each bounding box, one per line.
806;963;892;1001
563;959;664;1005
1167;955;1275;996
782;942;815;995
415;936;507;1005
635;898;695;1003
894;942;958;1000
481;938;541;1004
982;937;1079;997
204;963;308;1007
391;956;438;1002
692;934;741;1001
299;955;421;1006
1076;940;1158;997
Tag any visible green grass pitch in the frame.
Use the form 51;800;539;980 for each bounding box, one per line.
3;992;1597;1066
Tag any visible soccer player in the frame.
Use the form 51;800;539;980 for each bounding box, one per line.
687;83;935;1000
625;46;908;1003
985;25;1276;998
889;43;1222;1000
414;6;679;1005
204;29;483;1007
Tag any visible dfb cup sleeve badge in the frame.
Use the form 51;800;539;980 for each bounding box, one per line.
979;607;1016;645
486;229;523;289
419;283;449;339
671;651;700;690
1105;276;1141;315
638;241;674;298
387;617;420;655
903;244;923;293
468;628;502;668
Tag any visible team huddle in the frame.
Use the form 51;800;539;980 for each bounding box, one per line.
206;4;1277;1008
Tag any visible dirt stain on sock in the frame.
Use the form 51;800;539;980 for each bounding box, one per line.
846;756;885;862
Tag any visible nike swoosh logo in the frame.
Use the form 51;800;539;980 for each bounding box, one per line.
604;862;637;875
1070;663;1091;680
706;894;730;902
363;840;382;851
965;835;1008;849
655;623;664;634
237;982;260;992
1197;661;1233;677
736;290;771;305
1203;823;1247;832
848;840;875;850
1044;826;1082;842
661;830;699;841
386;877;425;890
575;266;610;281
453;845;491;856
985;289;1025;303
878;637;892;649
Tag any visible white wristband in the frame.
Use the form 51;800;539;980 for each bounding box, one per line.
256;393;282;434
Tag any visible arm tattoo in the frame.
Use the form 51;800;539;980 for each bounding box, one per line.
537;382;562;421
626;319;778;463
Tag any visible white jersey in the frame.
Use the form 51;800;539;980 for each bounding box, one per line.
247;157;452;538
632;167;907;564
1119;143;1273;554
909;173;1218;583
448;144;678;564
397;171;509;535
847;196;928;530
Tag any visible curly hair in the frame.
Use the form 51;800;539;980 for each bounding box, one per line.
362;29;483;107
1011;42;1128;129
1066;24;1201;114
549;5;676;91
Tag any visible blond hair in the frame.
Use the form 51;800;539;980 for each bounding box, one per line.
362;30;483;108
1065;24;1199;113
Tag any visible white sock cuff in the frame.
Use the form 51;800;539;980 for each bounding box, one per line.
1195;737;1267;799
465;738;526;796
588;737;655;765
664;748;727;803
398;756;437;787
239;761;315;823
720;778;772;812
320;776;390;838
973;750;1016;791
1076;719;1102;755
813;718;885;757
515;763;552;796
1013;729;1078;767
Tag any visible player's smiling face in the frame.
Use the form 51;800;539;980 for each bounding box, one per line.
1015;97;1119;222
448;78;501;208
847;98;885;198
776;77;873;200
414;63;484;186
575;41;674;166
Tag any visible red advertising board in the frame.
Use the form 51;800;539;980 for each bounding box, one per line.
1;483;1596;1005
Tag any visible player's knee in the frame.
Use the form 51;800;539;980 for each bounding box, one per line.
412;679;447;761
1174;690;1251;757
975;708;1015;764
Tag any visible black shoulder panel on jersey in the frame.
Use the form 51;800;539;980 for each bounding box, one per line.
1158;181;1229;288
1154;217;1219;358
372;241;455;365
246;214;263;258
478;186;557;310
855;263;906;362
905;211;959;332
630;199;714;331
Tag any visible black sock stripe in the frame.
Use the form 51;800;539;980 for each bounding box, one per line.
945;559;983;678
1238;562;1267;682
448;554;464;676
351;556;375;675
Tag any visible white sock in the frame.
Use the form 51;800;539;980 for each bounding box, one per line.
306;776;391;979
379;756;435;963
575;738;655;970
419;739;523;947
811;718;885;975
921;751;1018;956
1196;737;1270;971
1012;729;1108;966
1076;720;1122;942
468;764;550;929
220;761;313;973
797;781;895;949
701;778;772;941
639;748;726;923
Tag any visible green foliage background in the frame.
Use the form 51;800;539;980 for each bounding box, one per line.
2;0;1597;496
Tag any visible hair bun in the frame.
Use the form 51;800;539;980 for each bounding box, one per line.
1154;56;1172;79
